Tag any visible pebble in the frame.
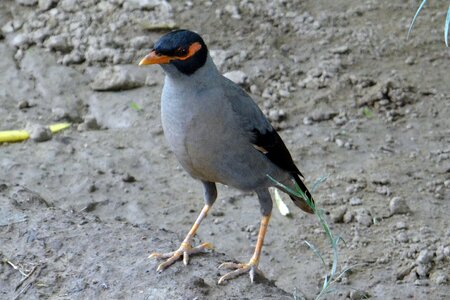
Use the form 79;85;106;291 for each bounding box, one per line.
91;67;143;91
11;33;30;48
18;100;30;109
223;70;247;86
416;249;434;264
349;290;370;300
330;205;347;223
38;0;56;11
44;35;73;53
16;0;38;6
389;196;410;215
396;232;409;243
343;210;353;223
28;124;52;142
122;173;136;183
349;197;362;206
355;208;372;227
430;271;448;285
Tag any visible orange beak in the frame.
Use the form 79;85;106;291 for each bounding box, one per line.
139;50;171;65
139;42;202;66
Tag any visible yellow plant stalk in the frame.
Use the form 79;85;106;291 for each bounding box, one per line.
0;123;71;143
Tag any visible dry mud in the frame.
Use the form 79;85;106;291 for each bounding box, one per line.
1;0;449;299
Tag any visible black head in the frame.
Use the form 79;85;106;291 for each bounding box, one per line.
139;29;208;75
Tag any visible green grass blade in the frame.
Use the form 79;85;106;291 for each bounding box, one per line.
304;240;326;267
445;5;450;46
408;0;428;40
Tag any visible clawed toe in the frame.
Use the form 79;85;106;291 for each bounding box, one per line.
218;261;263;284
150;242;213;272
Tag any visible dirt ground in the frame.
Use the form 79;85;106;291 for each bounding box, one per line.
1;0;449;299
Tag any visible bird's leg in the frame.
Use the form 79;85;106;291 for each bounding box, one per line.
149;204;213;271
218;214;271;284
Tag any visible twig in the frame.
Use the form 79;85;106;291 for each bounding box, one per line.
15;265;37;291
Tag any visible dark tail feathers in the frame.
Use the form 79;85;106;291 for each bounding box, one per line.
289;174;314;214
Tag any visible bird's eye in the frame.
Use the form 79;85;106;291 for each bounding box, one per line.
176;47;188;56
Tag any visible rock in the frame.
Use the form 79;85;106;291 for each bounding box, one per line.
343;210;353;223
349;197;362;206
61;0;79;12
27;124;52;142
389;197;410;215
11;33;30;48
396;263;415;280
45;35;73;53
430;271;448;285
415;264;431;279
223;70;247;85
349;290;370;300
122;173;136;183
210;50;230;70
78;115;100;131
393;221;408;231
38;0;56;11
16;0;38;6
18;100;30;109
130;36;152;50
416;249;434;264
330;206;347;223
355;208;372;227
91;67;143;91
396;232;409;243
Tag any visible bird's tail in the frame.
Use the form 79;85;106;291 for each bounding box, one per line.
289;174;314;214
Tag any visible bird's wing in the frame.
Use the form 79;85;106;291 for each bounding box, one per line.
223;77;303;178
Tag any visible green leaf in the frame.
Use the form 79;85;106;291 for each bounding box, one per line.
130;101;142;111
362;107;373;118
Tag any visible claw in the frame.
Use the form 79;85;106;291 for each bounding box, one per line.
217;261;263;284
150;242;213;272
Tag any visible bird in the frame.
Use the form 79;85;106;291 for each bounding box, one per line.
139;29;314;284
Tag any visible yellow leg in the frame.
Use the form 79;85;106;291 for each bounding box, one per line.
218;214;271;284
149;204;213;271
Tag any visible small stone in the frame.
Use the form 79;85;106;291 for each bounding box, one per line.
415;264;431;278
349;290;370;300
396;263;415;280
416;249;434;264
91;67;143;91
223;70;247;85
390;196;410;215
430;271;448;285
330;206;347;223
355;209;372;227
413;279;429;286
61;0;78;12
28;124;52;142
11;33;30;48
303;116;313;125
38;0;56;10
396;232;409;243
122;173;136;183
16;0;38;6
45;35;73;53
335;138;344;147
393;221;408;230
343;210;353;223
18;100;30;109
130;36;152;49
349;197;362;206
405;56;415;65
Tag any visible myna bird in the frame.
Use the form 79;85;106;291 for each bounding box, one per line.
139;29;314;284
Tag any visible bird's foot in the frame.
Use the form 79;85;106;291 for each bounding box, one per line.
149;242;213;272
217;259;264;284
